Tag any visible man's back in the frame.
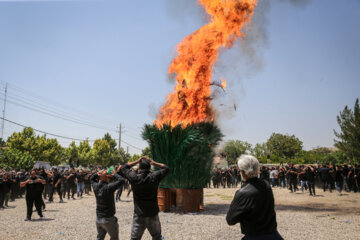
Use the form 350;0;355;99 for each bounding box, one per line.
226;178;277;236
91;173;124;218
121;165;169;217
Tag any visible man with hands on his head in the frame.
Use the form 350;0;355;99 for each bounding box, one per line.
119;156;170;240
91;167;125;240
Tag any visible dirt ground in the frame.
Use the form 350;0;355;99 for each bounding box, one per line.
0;187;359;240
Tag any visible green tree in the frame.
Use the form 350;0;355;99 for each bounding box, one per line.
65;141;79;164
90;139;112;166
102;133;117;153
334;98;360;163
141;146;152;158
78;140;92;166
5;127;64;168
223;140;252;165
251;143;268;162
266;133;303;160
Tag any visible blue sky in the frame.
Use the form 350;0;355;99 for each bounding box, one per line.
0;0;359;154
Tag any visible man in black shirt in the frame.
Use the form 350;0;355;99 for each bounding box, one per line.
20;170;46;221
120;156;170;240
320;165;333;192
65;168;77;200
91;168;124;240
49;168;64;203
0;172;12;208
76;169;86;198
305;166;316;196
226;155;283;240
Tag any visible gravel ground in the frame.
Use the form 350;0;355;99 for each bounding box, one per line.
0;187;360;240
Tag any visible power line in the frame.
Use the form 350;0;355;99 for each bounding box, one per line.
1;117;144;151
0;97;118;133
0;82;118;125
1;117;94;141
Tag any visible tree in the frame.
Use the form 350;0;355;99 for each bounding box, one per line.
141;146;152;158
65;141;79;164
102;133;117;153
4;127;64;168
266;133;303;159
223;140;252;165
78;140;92;166
334;98;360;163
90;139;112;166
251;143;268;162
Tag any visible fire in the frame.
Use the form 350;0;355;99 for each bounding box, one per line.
155;0;257;128
220;78;227;90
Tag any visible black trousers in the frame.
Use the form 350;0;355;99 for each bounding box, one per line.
49;185;62;202
67;185;76;199
289;178;297;192
116;184;123;201
308;181;316;195
26;194;42;219
0;191;4;207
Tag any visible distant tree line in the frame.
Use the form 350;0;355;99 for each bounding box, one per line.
0;128;145;170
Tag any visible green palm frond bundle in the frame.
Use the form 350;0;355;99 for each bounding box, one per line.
142;122;223;189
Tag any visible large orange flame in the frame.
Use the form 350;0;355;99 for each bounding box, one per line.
155;0;257;128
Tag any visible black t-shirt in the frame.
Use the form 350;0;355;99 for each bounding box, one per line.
319;167;331;179
24;176;43;196
335;169;343;182
76;172;86;182
306;168;315;182
67;173;76;185
53;173;62;186
0;178;12;193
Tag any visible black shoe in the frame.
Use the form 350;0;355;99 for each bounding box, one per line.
59;199;64;203
39;214;44;218
25;218;31;221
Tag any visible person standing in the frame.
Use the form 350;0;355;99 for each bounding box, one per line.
20;170;46;221
91;168;124;240
120;156;170;240
0;172;12;208
334;165;344;196
65;168;77;200
76;169;86;198
320;164;333;192
226;155;283;240
305;166;316;196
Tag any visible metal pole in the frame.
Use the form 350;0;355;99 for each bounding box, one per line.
118;123;122;151
1;83;8;139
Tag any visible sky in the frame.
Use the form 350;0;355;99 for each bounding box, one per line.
0;0;359;154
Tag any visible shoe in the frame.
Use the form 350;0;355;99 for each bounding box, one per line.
39;214;44;218
47;200;53;203
59;199;64;203
25;218;31;221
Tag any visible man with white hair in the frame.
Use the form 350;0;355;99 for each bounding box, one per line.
226;155;283;240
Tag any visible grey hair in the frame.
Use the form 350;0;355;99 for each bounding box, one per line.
237;155;260;178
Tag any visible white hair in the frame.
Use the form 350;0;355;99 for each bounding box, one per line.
237;155;260;179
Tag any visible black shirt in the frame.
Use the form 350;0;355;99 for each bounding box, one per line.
53;173;62;186
76;172;86;183
67;173;76;186
226;178;278;236
320;167;331;180
120;164;170;217
91;173;124;219
23;176;44;196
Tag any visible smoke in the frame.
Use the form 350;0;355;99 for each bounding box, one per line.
212;0;312;127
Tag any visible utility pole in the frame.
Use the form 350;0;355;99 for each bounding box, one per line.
126;146;129;154
1;83;8;140
118;123;122;151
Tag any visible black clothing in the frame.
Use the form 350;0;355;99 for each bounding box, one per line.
76;172;86;182
91;173;125;219
23;176;44;219
120;164;170;217
226;178;278;237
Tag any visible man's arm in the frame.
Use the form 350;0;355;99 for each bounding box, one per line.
149;159;170;181
107;173;125;192
20;178;31;188
226;190;250;225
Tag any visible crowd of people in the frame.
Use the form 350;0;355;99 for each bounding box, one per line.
211;163;360;196
1;159;359;239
